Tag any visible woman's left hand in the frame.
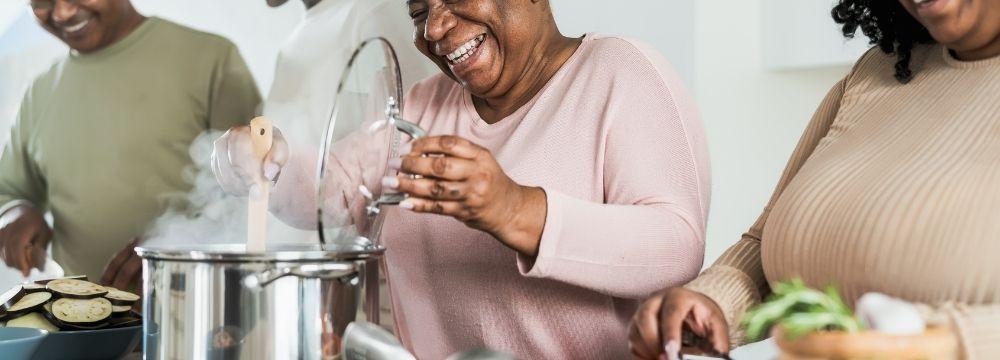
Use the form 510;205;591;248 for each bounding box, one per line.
383;135;547;256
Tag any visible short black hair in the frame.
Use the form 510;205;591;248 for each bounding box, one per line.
832;1;935;83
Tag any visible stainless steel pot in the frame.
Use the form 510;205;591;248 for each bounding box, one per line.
136;243;383;360
136;37;425;360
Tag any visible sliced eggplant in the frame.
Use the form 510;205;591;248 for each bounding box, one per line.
0;285;25;317
34;275;88;285
42;307;109;331
46;278;107;299
104;287;140;305
56;320;109;331
50;297;113;325
1;285;21;302
5;291;51;316
7;311;59;332
21;283;46;293
111;305;132;318
0;311;25;322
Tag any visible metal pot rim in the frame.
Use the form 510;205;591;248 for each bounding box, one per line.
135;242;384;262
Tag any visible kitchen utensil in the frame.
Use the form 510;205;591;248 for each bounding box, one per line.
316;37;427;246
341;322;415;360
247;116;273;252
137;243;381;360
138;37;425;360
0;327;47;360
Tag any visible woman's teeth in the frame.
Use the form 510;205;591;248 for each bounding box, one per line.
63;20;89;34
913;0;933;5
446;34;486;65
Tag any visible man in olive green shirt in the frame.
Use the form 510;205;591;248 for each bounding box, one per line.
0;0;260;288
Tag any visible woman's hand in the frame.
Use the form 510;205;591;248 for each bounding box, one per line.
629;287;730;360
211;125;289;196
383;135;547;256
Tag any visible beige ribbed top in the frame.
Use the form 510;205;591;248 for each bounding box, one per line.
687;45;1000;359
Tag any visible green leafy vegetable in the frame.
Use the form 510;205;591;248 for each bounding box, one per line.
740;278;864;342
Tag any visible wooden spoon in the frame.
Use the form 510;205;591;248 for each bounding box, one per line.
247;117;273;253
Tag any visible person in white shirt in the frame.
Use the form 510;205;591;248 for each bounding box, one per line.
258;0;436;331
265;0;434;149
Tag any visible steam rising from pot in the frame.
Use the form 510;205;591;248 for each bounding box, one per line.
142;131;250;249
141;44;403;251
140;126;364;250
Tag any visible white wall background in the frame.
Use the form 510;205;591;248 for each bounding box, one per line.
0;0;866;305
552;0;696;87
693;0;862;265
763;0;870;70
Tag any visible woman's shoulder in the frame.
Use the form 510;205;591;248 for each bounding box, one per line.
845;43;938;86
575;34;689;92
581;34;662;58
571;34;696;115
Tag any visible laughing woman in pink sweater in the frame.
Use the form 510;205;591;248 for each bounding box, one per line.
212;0;709;358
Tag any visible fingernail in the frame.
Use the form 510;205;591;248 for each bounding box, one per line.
249;184;261;199
388;158;402;170
665;340;681;360
399;199;415;210
398;143;413;156
264;163;280;181
381;176;399;190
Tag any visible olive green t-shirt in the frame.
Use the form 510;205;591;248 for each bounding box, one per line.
0;17;261;279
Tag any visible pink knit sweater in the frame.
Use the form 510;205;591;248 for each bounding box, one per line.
381;34;710;359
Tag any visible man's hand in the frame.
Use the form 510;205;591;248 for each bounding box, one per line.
101;237;142;291
0;204;51;277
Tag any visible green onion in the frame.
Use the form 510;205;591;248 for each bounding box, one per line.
740;278;864;342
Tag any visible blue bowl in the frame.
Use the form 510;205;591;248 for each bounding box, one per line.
31;325;141;360
0;327;49;360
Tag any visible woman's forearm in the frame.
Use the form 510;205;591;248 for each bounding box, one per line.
515;189;705;299
494;185;548;256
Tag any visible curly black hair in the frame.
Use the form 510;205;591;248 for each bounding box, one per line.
832;1;935;83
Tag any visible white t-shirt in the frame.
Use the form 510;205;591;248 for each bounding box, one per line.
263;0;437;334
262;0;437;244
264;0;436;148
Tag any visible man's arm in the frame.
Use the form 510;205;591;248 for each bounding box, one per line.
0;91;47;217
0;90;52;276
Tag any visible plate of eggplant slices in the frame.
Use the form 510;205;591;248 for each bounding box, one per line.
0;276;142;360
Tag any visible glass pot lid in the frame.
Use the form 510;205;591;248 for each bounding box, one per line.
315;38;426;247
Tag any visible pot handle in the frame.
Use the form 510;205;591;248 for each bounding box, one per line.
243;263;357;290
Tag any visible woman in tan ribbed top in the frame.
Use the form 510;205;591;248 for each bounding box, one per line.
629;1;1000;359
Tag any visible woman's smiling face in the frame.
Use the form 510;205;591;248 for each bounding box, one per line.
898;0;1000;58
407;0;542;97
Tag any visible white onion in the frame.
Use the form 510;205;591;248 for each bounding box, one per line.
856;292;925;335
